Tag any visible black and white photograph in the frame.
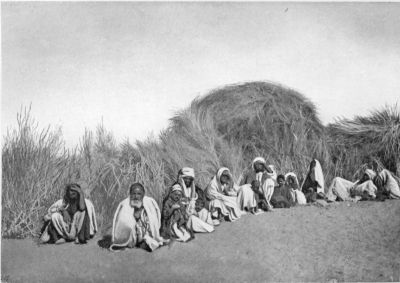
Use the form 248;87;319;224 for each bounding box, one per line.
1;2;400;282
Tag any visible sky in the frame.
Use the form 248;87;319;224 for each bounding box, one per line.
2;2;400;148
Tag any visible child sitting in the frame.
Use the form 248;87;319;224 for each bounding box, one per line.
285;173;307;205
270;175;293;208
161;184;194;242
193;197;215;226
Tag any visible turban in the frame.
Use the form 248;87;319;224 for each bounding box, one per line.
365;169;376;180
171;184;182;193
181;167;195;179
252;157;267;169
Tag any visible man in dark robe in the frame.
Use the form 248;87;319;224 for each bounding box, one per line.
40;183;95;244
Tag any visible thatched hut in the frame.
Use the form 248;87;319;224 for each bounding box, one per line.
158;81;331;187
328;105;400;179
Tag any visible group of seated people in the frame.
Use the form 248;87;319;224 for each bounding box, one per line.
39;156;400;252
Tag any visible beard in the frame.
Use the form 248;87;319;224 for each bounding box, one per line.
130;199;143;209
221;183;229;191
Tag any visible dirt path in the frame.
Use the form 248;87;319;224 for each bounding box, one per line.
2;201;400;282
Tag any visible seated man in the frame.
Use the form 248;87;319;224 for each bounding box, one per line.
240;157;276;185
240;157;276;211
175;167;215;232
110;183;168;252
206;167;242;222
270;175;294;208
301;159;326;203
40;183;97;245
374;169;400;200
161;184;193;242
326;169;377;202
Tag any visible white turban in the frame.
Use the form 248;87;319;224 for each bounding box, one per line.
171;184;182;193
181;167;195;178
252;157;266;169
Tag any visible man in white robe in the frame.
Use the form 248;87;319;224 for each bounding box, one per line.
326;169;378;202
206;167;242;221
110;183;168;252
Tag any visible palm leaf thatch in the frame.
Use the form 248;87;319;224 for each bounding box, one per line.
158;81;330;187
328;104;400;177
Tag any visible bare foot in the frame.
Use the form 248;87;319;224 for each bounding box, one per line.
55;238;66;245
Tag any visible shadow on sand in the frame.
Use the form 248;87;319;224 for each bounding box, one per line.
97;234;112;249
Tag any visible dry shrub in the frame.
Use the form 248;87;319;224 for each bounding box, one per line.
2;106;77;238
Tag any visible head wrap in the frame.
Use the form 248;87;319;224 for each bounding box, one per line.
252;157;267;170
171;184;183;193
216;167;231;182
365;169;376;180
285;172;300;188
180;167;195;179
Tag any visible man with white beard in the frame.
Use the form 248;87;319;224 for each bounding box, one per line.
110;183;168;252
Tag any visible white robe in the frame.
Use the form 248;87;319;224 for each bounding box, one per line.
285;172;306;205
236;184;257;210
301;159;325;194
326;177;377;202
326;177;355;202
206;168;242;221
110;196;165;251
379;169;400;199
293;190;307;205
189;209;214;233
179;183;214;233
40;198;97;242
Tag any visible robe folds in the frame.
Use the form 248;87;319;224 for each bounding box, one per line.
326;178;377;202
40;194;97;244
285;172;307;205
110;196;165;251
378;169;400;199
206;167;242;221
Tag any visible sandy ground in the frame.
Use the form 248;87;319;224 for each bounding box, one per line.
2;200;400;283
